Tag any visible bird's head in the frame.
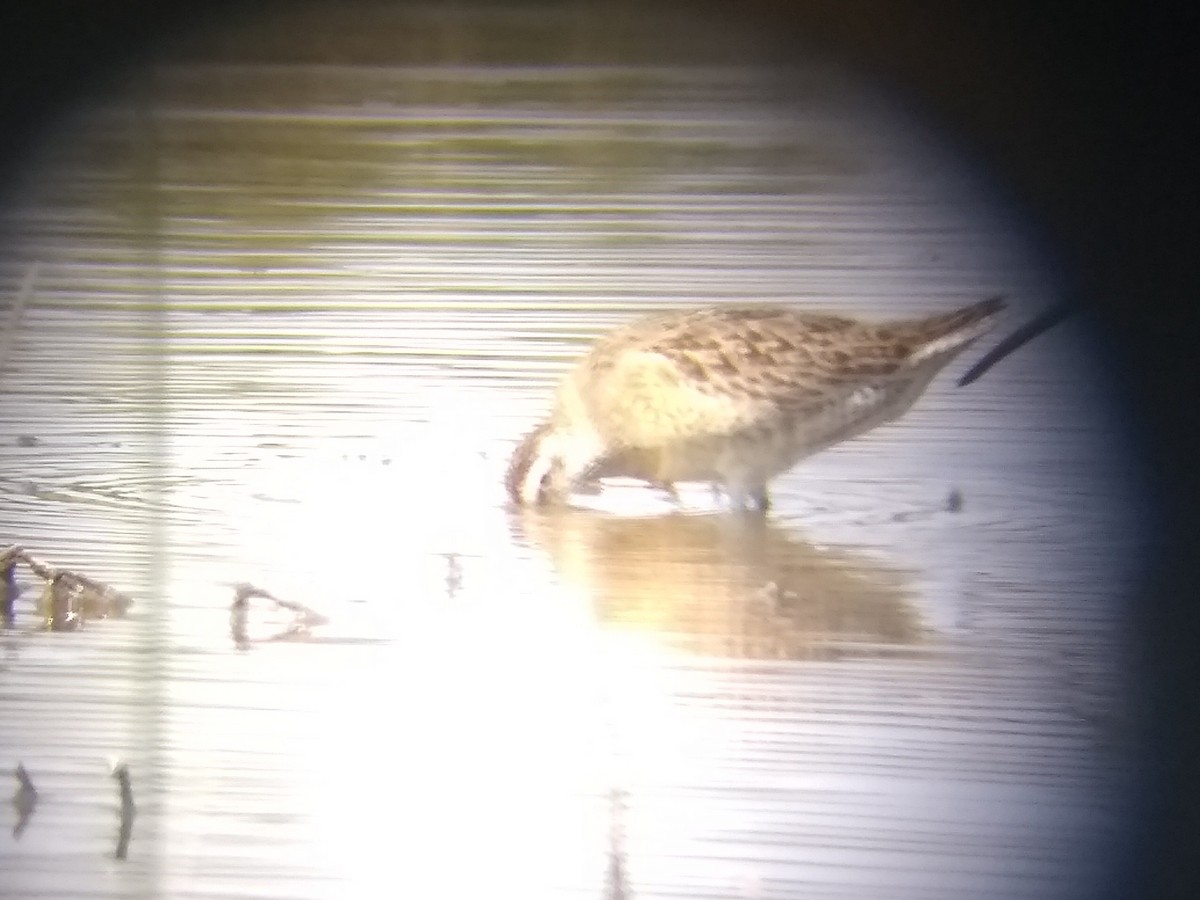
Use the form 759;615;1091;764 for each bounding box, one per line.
505;420;606;506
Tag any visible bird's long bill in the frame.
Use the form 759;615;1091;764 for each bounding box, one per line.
505;421;552;505
957;300;1073;386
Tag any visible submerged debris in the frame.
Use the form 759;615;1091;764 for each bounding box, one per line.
605;787;630;900
230;582;329;648
443;552;463;598
0;545;133;631
110;761;136;860
111;761;135;814
9;761;146;848
14;763;36;796
2;545;22;627
12;762;38;839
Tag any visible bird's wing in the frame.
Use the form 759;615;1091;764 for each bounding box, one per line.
582;302;998;446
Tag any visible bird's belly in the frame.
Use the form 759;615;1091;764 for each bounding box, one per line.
770;379;930;467
603;377;930;486
606;437;745;484
602;430;799;485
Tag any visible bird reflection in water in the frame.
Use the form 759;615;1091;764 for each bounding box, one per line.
509;507;921;661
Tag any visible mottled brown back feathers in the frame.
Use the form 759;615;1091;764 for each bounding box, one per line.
580;297;1004;420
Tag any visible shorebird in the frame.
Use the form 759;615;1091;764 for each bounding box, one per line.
506;297;1004;511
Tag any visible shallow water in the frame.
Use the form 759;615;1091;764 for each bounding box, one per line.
0;7;1146;899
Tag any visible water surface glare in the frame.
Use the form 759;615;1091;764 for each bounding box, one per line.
0;19;1144;900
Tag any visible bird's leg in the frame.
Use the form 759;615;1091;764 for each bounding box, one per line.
723;479;770;514
653;480;682;505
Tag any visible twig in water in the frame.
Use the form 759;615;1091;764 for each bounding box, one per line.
110;760;136;860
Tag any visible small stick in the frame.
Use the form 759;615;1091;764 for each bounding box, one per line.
14;762;36;796
110;761;136;860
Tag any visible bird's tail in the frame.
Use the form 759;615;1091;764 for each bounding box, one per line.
907;296;1006;364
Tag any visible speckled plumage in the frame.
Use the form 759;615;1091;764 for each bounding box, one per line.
507;297;1004;510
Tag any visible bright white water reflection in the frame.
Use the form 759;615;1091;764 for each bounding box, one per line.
0;6;1145;899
